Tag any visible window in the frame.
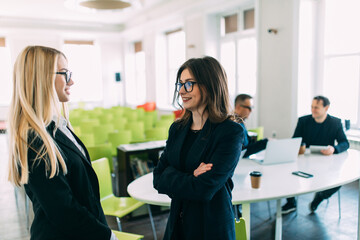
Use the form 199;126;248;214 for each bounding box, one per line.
220;9;257;103
125;41;146;106
322;0;360;126
0;38;12;106
298;0;360;127
62;41;103;103
156;29;185;109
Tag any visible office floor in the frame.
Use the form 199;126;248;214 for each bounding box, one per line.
0;133;358;240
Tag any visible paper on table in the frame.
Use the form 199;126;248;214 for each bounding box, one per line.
309;145;329;153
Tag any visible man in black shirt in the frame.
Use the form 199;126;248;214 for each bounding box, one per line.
281;96;349;214
234;94;268;157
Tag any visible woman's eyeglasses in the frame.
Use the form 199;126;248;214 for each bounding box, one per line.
175;81;197;93
56;70;72;84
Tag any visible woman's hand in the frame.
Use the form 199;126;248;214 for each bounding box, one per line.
193;162;213;177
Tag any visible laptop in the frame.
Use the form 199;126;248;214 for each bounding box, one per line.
248;137;302;165
239;149;247;161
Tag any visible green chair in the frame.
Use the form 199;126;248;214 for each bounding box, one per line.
79;119;100;134
160;113;175;121
112;230;144;240
155;119;173;134
123;109;138;121
108;130;132;155
125;122;145;143
72;126;81;136
87;144;114;172
93;125;114;145
145;110;158;124
235;217;246;240
145;127;167;141
78;133;95;148
69;116;83;127
136;107;145;121
111;118;127;131
141;114;154;130
99;114;113;124
248;126;264;141
92;158;157;240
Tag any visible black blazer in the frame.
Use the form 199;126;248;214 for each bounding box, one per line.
24;121;111;240
153;118;244;240
293;114;349;153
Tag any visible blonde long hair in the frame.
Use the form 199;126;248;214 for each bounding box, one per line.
8;46;68;186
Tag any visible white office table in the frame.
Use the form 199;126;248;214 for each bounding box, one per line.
127;149;360;240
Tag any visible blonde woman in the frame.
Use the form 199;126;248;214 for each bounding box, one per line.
8;46;118;240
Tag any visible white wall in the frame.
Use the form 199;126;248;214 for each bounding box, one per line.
257;0;300;138
0;26;123;119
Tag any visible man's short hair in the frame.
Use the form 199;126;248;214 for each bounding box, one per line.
235;94;252;107
313;95;330;107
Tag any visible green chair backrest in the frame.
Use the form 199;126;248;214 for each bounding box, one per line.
155;119;173;133
79;119;100;134
248;126;264;141
111;118;127;131
145;110;158;124
140;114;154;130
98;114;113;124
93;125;114;145
235;218;246;240
123;109;138;121
136;107;145;121
78;133;95;148
108;130;132;155
92;158;113;199
69;116;83;127
145;127;167;141
125;122;145;142
72;126;81;136
160;113;175;121
87;144;114;172
112;230;144;240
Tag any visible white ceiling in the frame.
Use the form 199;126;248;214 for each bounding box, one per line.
0;0;165;25
0;0;251;33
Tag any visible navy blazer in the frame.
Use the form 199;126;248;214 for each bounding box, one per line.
153;118;244;240
24;121;111;240
293;114;349;153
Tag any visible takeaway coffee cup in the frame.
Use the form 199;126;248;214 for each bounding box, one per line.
250;171;262;189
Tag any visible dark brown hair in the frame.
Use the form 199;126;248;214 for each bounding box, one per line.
173;56;237;126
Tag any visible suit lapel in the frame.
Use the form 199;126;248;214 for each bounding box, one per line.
47;122;91;166
187;119;214;170
171;120;191;169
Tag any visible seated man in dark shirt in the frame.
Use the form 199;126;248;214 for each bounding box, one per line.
281;95;349;214
234;94;268;157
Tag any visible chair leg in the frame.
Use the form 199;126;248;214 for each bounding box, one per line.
147;204;157;240
338;190;341;219
234;205;239;220
267;201;272;219
116;217;122;231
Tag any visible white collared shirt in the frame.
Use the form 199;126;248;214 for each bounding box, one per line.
52;116;86;157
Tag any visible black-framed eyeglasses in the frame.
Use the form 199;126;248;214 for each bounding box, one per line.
175;81;197;93
240;105;253;111
56;70;72;84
